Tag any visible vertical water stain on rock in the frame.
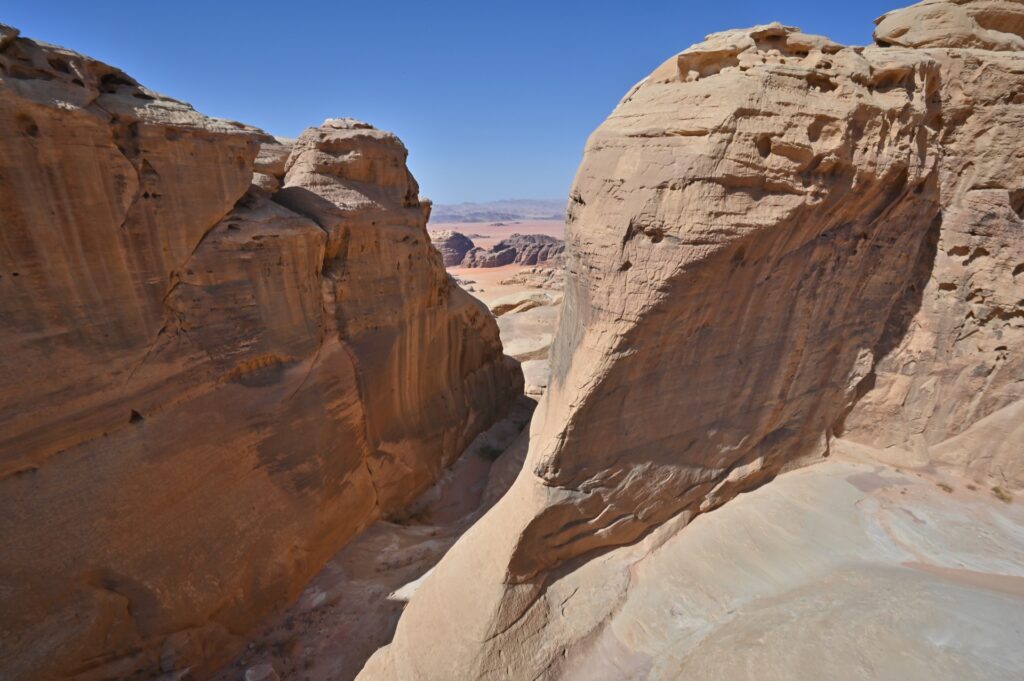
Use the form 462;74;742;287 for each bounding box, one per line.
0;26;521;681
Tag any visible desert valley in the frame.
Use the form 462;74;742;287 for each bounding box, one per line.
1;1;1023;680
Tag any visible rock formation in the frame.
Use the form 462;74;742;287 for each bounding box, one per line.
429;230;476;266
874;0;1024;50
360;1;1024;678
461;233;565;268
0;26;520;681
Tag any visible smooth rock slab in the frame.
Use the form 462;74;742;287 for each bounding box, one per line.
558;453;1024;681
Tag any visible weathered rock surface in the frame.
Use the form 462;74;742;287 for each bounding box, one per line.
875;0;1024;50
360;2;1024;679
429;230;476;266
461;233;565;268
488;291;561;317
252;136;294;193
0;28;520;681
496;304;559;363
551;451;1024;681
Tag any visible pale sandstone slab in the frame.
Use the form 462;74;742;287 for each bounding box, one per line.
555;455;1024;681
875;0;1024;50
361;2;1024;678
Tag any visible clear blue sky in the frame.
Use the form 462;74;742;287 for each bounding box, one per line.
8;1;899;203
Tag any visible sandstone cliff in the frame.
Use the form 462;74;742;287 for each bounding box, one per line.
0;26;520;681
360;1;1024;678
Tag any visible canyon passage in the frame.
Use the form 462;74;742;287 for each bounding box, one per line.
2;1;1024;680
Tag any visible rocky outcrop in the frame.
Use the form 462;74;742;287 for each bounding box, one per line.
488;291;561;317
841;0;1024;485
252;136;294;193
430;230;476;266
874;0;1024;50
360;2;1024;679
0;27;520;681
461;233;565;268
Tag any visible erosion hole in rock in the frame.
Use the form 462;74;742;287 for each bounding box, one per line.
16;114;39;137
964;247;990;266
806;72;837;92
871;69;916;94
807;118;827;143
1009;189;1024;219
129;409;144;424
731;247;747;267
46;56;71;73
756;135;772;158
99;71;136;93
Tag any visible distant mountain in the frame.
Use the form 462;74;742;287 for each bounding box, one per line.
431;199;565;223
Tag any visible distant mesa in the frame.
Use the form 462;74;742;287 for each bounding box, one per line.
430;199;565;223
462;234;564;268
430;231;565;268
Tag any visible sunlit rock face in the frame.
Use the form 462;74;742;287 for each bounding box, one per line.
0;27;520;681
359;1;1024;679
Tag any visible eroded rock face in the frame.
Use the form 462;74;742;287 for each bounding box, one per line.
0;29;520;681
430;230;476;266
461;233;565;268
360;2;1024;679
874;0;1024;50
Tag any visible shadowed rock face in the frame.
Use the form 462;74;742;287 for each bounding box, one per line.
360;2;1024;679
430;230;476;266
461;233;565;268
0;27;521;681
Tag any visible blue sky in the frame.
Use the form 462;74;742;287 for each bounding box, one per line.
8;1;899;203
